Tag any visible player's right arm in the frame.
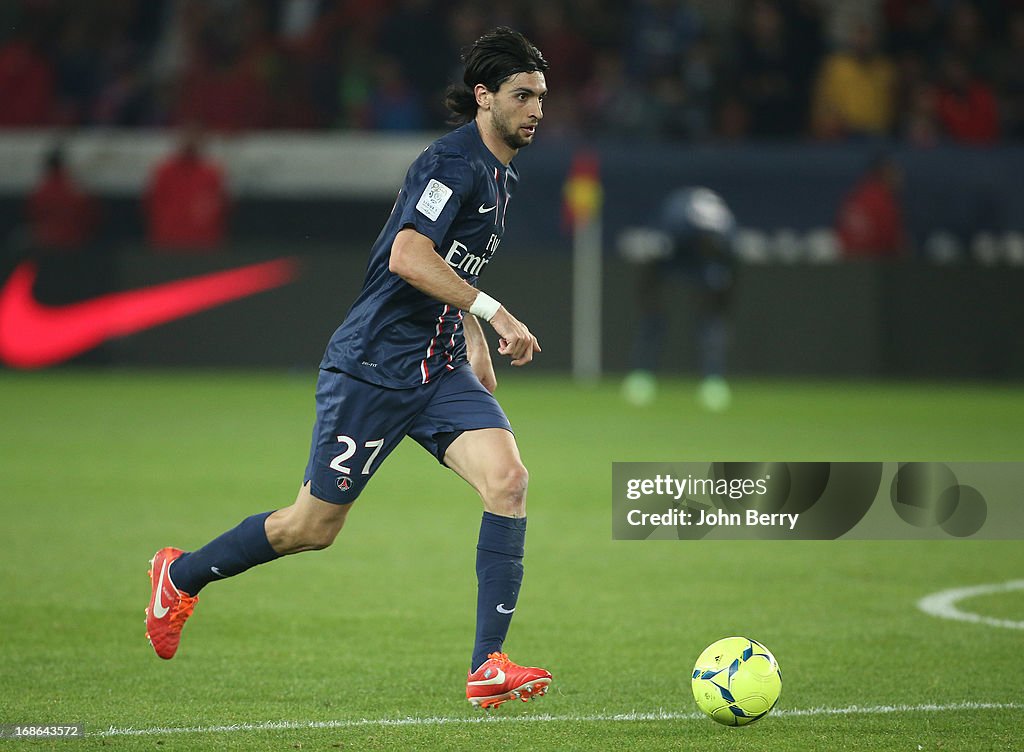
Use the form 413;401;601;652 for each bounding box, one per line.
389;228;541;366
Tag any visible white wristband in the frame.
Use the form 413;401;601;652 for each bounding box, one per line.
469;291;501;322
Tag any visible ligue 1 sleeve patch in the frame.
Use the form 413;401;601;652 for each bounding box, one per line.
416;179;454;222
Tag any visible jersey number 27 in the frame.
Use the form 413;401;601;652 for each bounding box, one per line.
330;435;384;475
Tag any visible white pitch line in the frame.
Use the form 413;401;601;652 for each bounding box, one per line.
917;580;1024;630
95;701;1024;738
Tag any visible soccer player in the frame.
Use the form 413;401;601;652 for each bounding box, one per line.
618;187;738;411
146;27;552;709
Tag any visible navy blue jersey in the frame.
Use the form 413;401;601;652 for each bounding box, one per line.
321;121;517;388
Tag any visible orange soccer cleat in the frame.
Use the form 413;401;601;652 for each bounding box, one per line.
145;547;198;659
466;652;552;709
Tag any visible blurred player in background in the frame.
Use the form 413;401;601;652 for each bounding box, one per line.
619;187;737;411
145;27;552;708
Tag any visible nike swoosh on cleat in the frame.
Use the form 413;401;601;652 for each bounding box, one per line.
478;204;497;213
496;603;516;614
467;667;506;687
0;258;300;368
152;560;172;619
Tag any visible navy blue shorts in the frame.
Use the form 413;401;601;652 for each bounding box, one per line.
303;363;512;504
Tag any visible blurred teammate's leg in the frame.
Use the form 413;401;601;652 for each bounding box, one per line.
623;261;667;406
696;275;733;412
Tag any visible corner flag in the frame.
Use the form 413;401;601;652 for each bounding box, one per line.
563;151;603;382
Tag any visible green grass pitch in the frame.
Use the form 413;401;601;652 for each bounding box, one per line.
1;370;1023;751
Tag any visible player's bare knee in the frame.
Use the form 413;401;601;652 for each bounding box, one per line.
298;509;349;550
484;462;529;517
268;507;345;553
296;522;339;551
276;525;336;553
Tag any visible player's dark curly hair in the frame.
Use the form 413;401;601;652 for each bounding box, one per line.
444;27;549;125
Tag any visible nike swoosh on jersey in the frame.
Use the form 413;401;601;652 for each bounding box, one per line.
467;667;506;686
478;204;497;213
152;560;172;619
0;258;300;368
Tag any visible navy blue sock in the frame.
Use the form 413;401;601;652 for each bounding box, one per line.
168;511;281;595
631;312;667;372
472;512;526;671
698;312;728;378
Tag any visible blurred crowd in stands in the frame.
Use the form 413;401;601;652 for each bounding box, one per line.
1;0;1022;143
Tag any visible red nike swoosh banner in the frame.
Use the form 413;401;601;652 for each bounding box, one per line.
0;257;300;369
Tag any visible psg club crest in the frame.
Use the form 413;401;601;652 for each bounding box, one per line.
337;477;352;492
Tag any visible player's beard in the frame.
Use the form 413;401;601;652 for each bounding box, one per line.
491;104;535;151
